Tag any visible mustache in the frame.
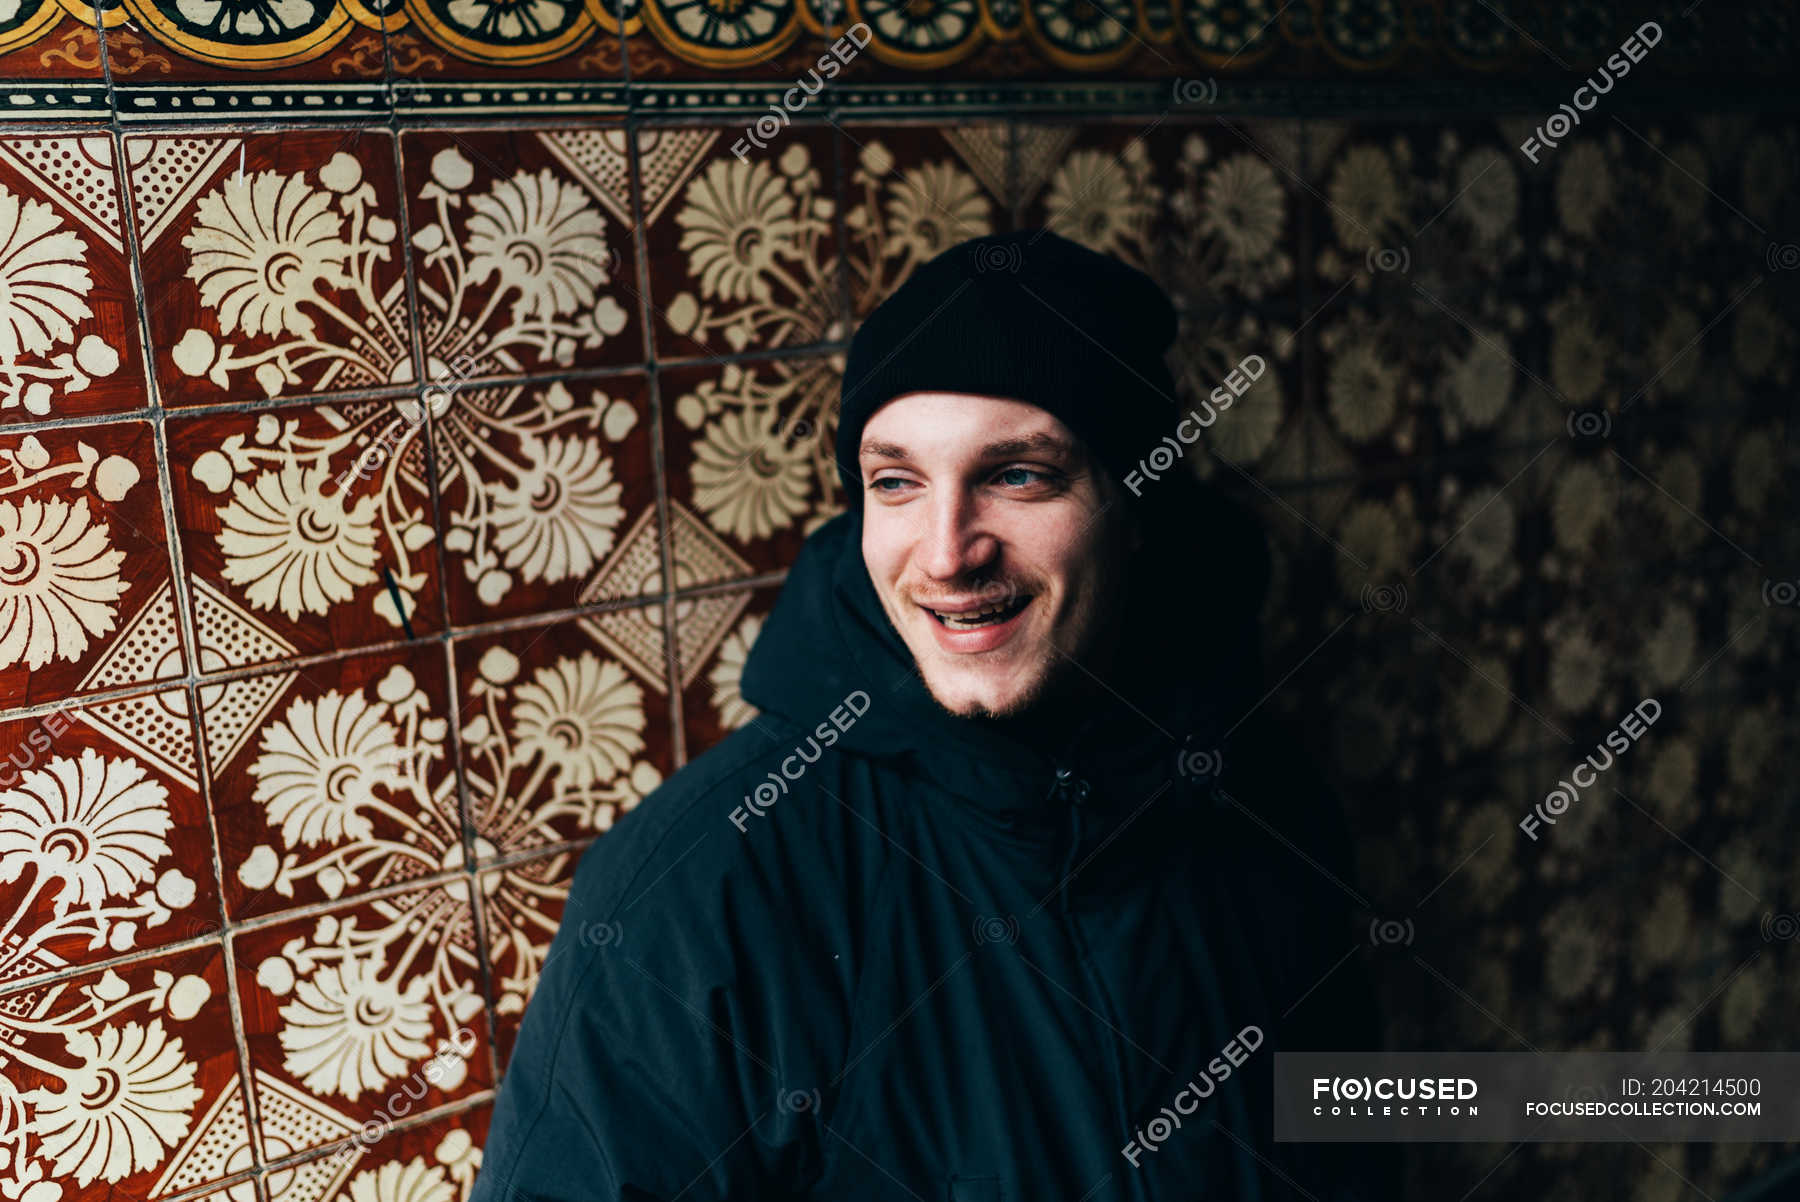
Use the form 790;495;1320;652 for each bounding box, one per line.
905;577;1039;606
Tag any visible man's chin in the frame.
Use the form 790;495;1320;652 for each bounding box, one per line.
915;661;1056;722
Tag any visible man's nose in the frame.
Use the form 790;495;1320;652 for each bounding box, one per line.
918;489;997;580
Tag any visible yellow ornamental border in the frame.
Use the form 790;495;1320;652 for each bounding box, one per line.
847;0;986;71
404;0;600;66
0;0;73;57
341;0;413;35
1020;0;1137;72
115;0;355;66
1173;0;1286;70
976;0;1022;44
636;0;806;69
584;0;625;35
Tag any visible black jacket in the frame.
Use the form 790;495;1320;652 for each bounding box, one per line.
469;484;1399;1201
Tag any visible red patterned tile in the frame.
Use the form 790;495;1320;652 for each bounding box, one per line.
658;351;843;584
0;135;146;423
126;130;416;408
234;885;492;1162
475;848;573;1071
434;372;659;625
205;646;459;923
399;127;643;384
0;690;217;985
637;123;843;358
675;584;776;762
832;121;1010;319
0;945;243;1199
166;400;444;666
0;422;183;709
452;613;672;860
270;1104;489;1202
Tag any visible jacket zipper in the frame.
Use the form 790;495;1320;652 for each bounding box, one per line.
1048;763;1142;1202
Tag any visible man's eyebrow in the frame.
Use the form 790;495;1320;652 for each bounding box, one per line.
978;432;1075;460
859;438;911;461
857;431;1078;462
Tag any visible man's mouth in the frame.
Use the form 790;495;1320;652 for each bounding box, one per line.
923;594;1033;629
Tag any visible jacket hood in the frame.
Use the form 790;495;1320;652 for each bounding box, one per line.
738;474;1273;837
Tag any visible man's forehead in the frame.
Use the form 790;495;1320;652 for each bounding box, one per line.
856;393;1082;460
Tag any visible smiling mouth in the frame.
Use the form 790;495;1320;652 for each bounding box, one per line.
923;595;1033;630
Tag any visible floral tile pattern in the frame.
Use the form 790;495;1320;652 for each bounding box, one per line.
206;646;457;922
0;135;146;424
270;1105;488;1202
836;122;1010;320
1304;121;1538;464
675;584;775;763
233;883;491;1161
127;130;415;408
434;372;659;625
0;945;241;1200
0;689;217;986
452;613;671;860
658;351;843;583
166;400;443;665
0;421;182;709
399;127;642;384
1015;118;1304;314
475;848;573;1070
637;123;843;359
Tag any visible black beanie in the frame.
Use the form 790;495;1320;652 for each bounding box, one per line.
834;228;1181;506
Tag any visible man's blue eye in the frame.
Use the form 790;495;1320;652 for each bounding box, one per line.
997;467;1041;486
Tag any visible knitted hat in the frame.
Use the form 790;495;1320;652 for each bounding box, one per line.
834;228;1181;506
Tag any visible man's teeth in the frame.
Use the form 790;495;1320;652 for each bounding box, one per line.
931;599;1026;628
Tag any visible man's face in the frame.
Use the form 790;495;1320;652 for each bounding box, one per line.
857;392;1138;720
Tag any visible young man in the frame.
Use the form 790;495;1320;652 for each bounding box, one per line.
469;230;1396;1200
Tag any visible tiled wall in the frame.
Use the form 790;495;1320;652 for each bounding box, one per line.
1;3;1797;1201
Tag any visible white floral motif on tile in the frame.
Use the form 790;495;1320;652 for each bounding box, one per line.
0;436;143;671
0;962;213;1193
